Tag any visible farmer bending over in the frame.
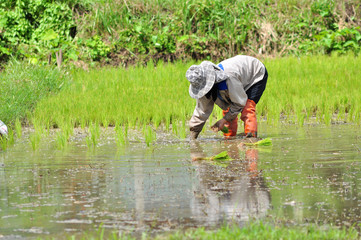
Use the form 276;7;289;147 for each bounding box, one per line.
186;55;268;139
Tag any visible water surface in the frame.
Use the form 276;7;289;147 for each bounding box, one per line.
0;123;360;238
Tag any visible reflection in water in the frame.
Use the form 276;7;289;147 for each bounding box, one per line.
1;124;361;238
134;159;145;228
190;140;271;225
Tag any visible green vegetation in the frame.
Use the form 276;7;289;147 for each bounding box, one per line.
1;54;360;148
31;61;194;137
192;150;233;161
86;121;101;148
157;222;360;240
260;54;361;125
1;1;360;238
0;0;360;67
32;54;360;130
64;221;360;240
0;60;67;125
243;138;273;146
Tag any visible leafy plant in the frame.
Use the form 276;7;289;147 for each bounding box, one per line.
1;0;361;65
85;35;111;61
300;27;361;54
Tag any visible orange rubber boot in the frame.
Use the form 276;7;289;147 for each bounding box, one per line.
222;109;238;138
240;99;257;137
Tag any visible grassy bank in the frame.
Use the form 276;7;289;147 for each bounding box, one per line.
152;222;360;240
64;222;360;240
0;0;360;66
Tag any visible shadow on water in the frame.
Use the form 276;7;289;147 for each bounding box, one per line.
0;123;361;238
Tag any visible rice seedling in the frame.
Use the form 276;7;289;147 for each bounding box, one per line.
165;115;171;132
28;118;44;151
0;137;7;151
192;151;233;167
80;119;87;130
115;124;128;147
29;132;41;151
14;118;22;138
0;128;14;151
102;117;109;129
22;54;359;146
86;122;100;148
242;138;273;147
55;130;68;150
179;119;188;139
172;122;178;137
144;125;156;147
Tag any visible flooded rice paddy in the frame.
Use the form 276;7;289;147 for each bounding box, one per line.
0;123;361;238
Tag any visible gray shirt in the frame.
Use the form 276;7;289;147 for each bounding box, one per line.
189;55;266;133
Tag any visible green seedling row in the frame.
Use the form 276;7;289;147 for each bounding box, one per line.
1;55;360;149
31;55;360;148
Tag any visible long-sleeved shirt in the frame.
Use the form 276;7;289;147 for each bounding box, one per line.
189;55;266;133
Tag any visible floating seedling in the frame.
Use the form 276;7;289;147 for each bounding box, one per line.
192;151;233;161
241;138;272;147
192;151;234;167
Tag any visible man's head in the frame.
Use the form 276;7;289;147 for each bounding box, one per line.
186;61;228;99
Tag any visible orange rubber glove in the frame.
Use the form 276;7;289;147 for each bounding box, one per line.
222;109;238;138
241;99;257;137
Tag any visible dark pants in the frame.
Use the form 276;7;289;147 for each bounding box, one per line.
246;68;268;104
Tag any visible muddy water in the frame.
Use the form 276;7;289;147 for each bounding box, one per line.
0;123;360;238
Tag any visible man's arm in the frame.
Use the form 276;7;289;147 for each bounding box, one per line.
189;96;215;139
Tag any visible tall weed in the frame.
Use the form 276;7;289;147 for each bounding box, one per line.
0;61;68;125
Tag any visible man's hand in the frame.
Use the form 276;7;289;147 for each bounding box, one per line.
190;131;200;140
211;118;227;132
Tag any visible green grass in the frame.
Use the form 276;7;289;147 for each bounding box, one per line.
32;61;194;131
0;60;68;125
259;54;361;125
1;55;360;148
32;54;361;130
157;222;360;240
62;221;360;240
